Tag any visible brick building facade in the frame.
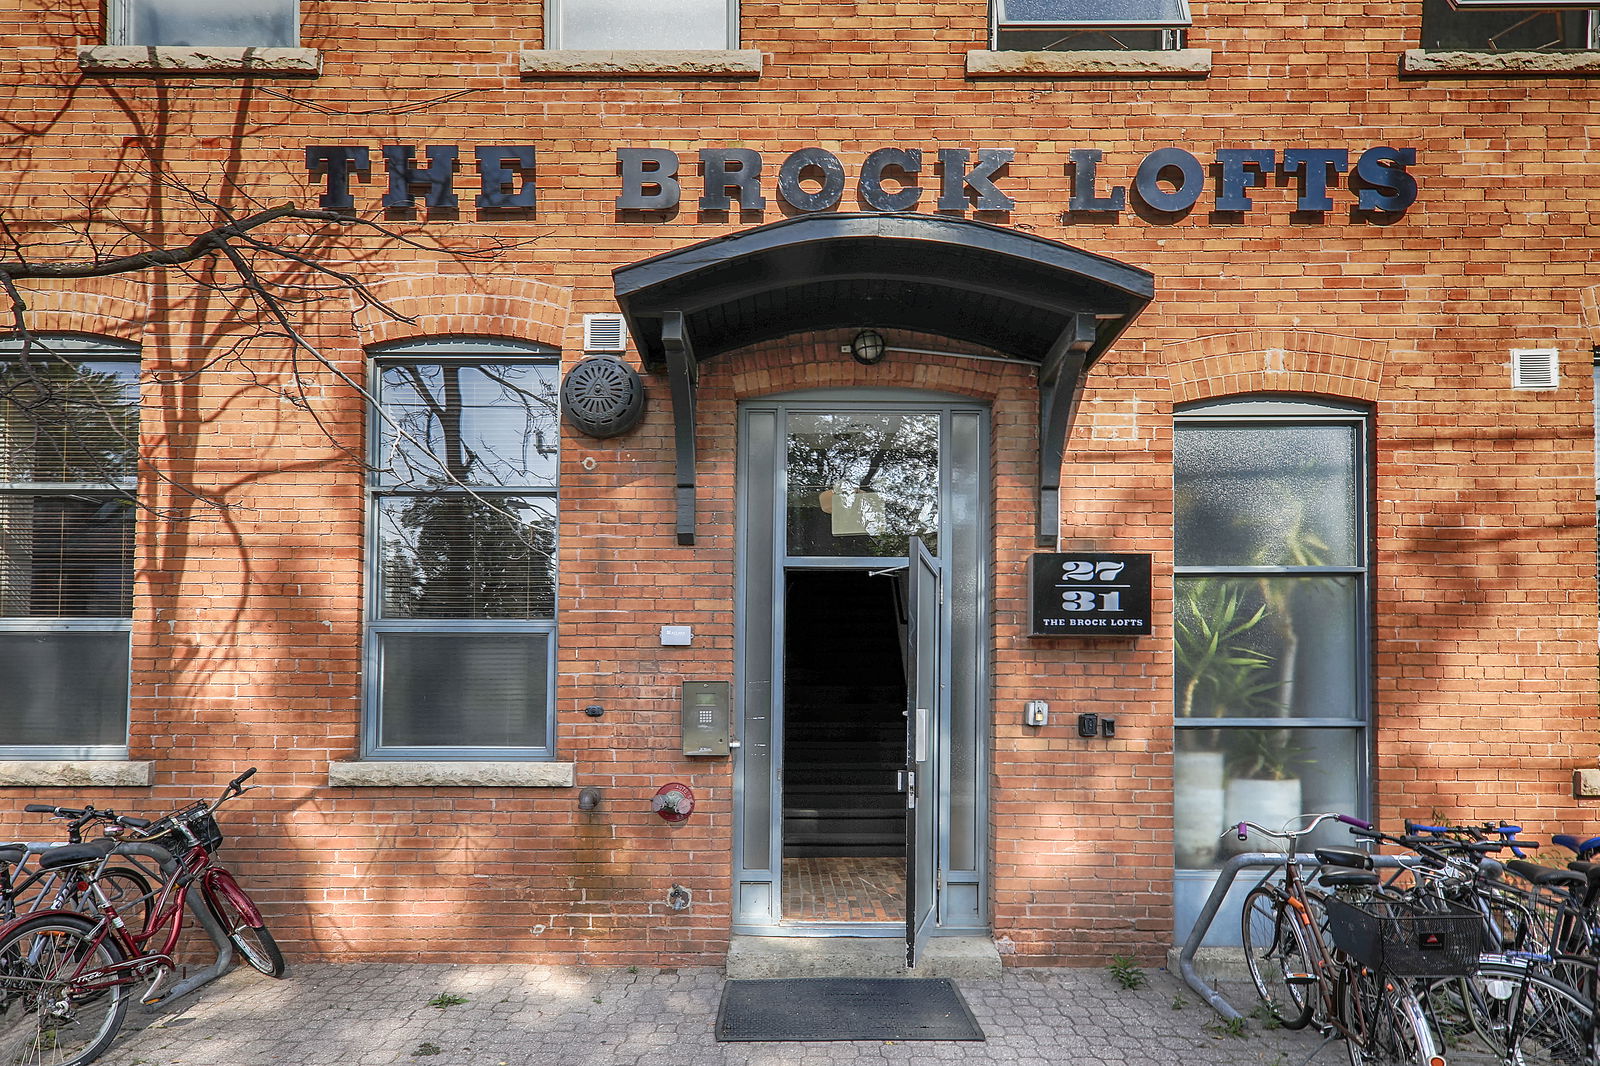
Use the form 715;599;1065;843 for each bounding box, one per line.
0;0;1596;968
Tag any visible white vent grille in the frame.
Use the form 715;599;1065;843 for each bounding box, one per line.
583;314;628;353
1511;348;1559;390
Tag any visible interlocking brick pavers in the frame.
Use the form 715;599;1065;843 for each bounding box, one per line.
107;964;1320;1066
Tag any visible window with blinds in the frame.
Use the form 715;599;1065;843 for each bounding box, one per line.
0;338;138;755
365;342;559;758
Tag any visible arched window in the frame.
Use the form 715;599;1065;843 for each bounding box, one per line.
1173;396;1372;940
0;335;139;756
365;338;559;759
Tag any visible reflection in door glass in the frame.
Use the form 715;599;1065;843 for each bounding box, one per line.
785;412;939;557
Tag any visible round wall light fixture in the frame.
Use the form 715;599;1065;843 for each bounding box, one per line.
849;329;887;366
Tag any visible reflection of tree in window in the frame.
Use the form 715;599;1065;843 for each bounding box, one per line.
1420;0;1595;51
786;413;939;557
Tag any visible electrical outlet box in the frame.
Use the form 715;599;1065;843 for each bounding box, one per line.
1077;712;1098;738
1100;717;1116;738
1024;701;1049;727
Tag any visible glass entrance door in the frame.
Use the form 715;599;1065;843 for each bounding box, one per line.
733;393;989;939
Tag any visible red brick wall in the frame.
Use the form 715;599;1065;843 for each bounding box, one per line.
0;0;1595;966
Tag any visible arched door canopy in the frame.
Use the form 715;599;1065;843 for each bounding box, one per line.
610;212;1155;546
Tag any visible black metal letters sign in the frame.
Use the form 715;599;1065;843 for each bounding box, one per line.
1030;553;1152;636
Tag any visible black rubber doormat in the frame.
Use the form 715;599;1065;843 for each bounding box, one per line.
714;977;986;1042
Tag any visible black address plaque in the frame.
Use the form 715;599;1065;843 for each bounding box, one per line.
1029;553;1152;637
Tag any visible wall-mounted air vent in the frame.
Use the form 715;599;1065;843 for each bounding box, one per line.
583;313;628;353
1511;348;1559;391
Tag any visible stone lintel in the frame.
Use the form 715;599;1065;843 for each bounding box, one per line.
1402;48;1600;75
0;760;153;788
78;46;323;76
519;49;763;76
966;48;1211;78
328;760;576;788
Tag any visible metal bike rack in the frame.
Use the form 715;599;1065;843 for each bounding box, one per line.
110;841;236;1006
1178;851;1420;1020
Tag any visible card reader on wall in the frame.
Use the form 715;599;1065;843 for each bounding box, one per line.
682;681;731;756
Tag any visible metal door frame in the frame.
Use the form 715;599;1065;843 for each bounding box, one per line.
732;389;990;938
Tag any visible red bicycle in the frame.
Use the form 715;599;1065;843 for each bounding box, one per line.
0;768;284;1066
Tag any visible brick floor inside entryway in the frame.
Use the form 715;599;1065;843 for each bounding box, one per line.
781;856;905;922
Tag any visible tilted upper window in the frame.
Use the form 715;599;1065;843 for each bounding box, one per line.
108;0;299;47
1420;0;1597;49
546;0;736;48
992;0;1190;50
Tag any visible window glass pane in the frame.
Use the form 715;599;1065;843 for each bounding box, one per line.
378;631;550;749
786;412;939;558
558;0;729;48
1175;576;1359;721
1421;0;1594;50
1173;728;1361;871
377;494;554;620
1175;423;1358;567
997;0;1188;26
0;497;134;619
124;0;297;46
378;363;558;489
995;26;1178;48
0;631;128;746
0;359;138;484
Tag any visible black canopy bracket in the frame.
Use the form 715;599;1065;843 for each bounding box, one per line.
1037;315;1097;550
663;311;699;546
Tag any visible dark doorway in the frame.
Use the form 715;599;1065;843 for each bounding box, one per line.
781;569;907;923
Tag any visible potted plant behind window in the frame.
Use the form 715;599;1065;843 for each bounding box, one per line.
1221;504;1329;847
1173;579;1276;868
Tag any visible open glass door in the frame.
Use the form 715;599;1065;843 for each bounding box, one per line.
905;535;941;966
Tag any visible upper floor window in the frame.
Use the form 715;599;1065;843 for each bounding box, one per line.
547;0;736;48
1420;0;1598;49
108;0;299;47
992;0;1189;50
365;340;559;760
0;337;139;757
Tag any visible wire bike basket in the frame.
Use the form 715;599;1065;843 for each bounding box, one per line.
146;802;223;854
1323;896;1483;977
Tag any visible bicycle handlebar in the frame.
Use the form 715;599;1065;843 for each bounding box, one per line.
1228;811;1365;843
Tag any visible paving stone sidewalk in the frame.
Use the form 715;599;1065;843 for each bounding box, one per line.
102;962;1328;1066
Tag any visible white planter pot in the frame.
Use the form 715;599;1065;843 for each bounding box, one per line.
1174;751;1227;868
1224;776;1303;853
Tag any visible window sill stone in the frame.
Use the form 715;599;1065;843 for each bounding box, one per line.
966;48;1211;78
518;49;763;77
78;46;322;76
0;761;153;788
1401;48;1600;75
328;760;576;788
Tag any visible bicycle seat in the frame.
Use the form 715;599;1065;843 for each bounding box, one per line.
1318;869;1380;889
1506;859;1587;890
35;838;114;870
1315;846;1373;869
0;844;23;866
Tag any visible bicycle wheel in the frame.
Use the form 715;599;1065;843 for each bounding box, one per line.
1500;967;1594;1066
1347;975;1440;1066
1241;885;1316;1029
0;913;128;1066
206;890;285;978
56;867;153;933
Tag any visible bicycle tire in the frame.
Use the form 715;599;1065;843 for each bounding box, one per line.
1497;965;1594;1066
0;912;129;1066
1241;885;1316;1030
206;890;286;978
1345;972;1439;1066
59;867;153;933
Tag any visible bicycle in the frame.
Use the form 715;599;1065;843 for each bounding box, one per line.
0;768;284;1066
1;806;154;930
1234;813;1451;1066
